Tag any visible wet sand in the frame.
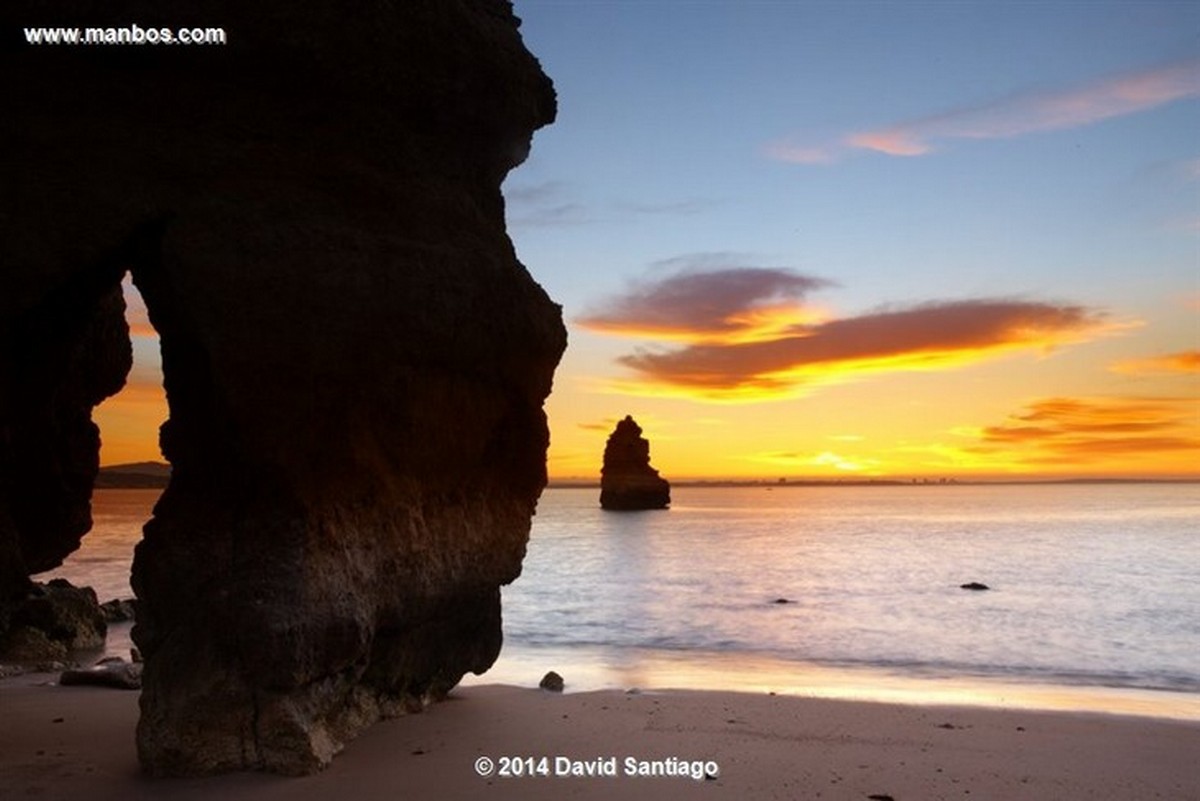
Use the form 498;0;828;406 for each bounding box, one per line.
2;676;1198;800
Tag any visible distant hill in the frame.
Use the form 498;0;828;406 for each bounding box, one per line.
95;461;171;489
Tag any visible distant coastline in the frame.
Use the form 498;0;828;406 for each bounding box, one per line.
548;476;1200;489
96;462;1195;491
94;461;170;489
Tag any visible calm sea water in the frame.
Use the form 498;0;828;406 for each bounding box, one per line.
40;484;1200;717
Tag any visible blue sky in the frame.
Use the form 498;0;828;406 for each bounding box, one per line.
507;1;1196;305
100;2;1199;478
481;1;1200;478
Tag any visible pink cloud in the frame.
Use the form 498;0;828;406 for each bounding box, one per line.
771;60;1200;162
762;142;837;165
844;131;930;157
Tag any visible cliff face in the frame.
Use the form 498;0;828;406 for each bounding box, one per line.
600;416;671;511
0;225;133;646
1;0;565;776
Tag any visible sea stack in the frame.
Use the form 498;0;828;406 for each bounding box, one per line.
600;416;671;510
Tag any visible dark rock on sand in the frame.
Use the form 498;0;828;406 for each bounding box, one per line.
0;664;26;679
0;580;106;661
599;416;671;510
960;582;990;591
539;671;565;692
2;0;563;777
60;657;142;690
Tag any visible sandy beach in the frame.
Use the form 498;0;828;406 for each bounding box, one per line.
2;673;1197;801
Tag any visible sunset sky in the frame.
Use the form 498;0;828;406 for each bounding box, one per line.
97;1;1199;480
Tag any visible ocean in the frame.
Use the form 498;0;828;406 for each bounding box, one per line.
39;484;1200;719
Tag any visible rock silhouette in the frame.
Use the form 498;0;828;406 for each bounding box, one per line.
1;0;564;776
600;416;671;510
0;580;107;661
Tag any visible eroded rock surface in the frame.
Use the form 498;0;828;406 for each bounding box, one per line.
2;0;564;776
0;267;131;635
0;580;107;661
599;416;671;510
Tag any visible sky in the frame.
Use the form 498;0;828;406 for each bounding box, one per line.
97;1;1199;480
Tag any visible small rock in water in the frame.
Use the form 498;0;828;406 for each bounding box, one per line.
539;671;564;692
99;598;137;623
960;582;990;591
773;597;792;604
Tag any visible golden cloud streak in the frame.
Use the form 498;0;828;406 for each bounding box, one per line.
1111;350;1200;375
611;300;1119;402
584;303;831;346
970;396;1200;467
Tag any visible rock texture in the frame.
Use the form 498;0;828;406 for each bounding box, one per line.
599;416;671;511
2;0;564;776
0;263;131;636
0;580;107;661
60;656;143;690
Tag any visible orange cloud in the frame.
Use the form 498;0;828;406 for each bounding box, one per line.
609;298;1113;400
771;59;1200;162
971;396;1200;465
1112;350;1200;375
577;264;833;345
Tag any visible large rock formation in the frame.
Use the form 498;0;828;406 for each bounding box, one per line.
1;0;564;776
599;416;671;510
0;256;132;639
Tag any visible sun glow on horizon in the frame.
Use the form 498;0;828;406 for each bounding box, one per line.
88;10;1199;485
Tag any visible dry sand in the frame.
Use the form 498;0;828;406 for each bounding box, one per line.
2;674;1198;800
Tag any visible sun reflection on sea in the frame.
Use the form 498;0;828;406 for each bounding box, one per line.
464;646;1200;722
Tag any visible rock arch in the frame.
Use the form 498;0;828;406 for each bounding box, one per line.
1;0;565;775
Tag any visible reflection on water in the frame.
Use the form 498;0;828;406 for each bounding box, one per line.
37;484;1200;719
37;488;160;602
501;486;1200;699
465;645;1200;721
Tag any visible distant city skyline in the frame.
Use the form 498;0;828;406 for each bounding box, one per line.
97;1;1199;479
